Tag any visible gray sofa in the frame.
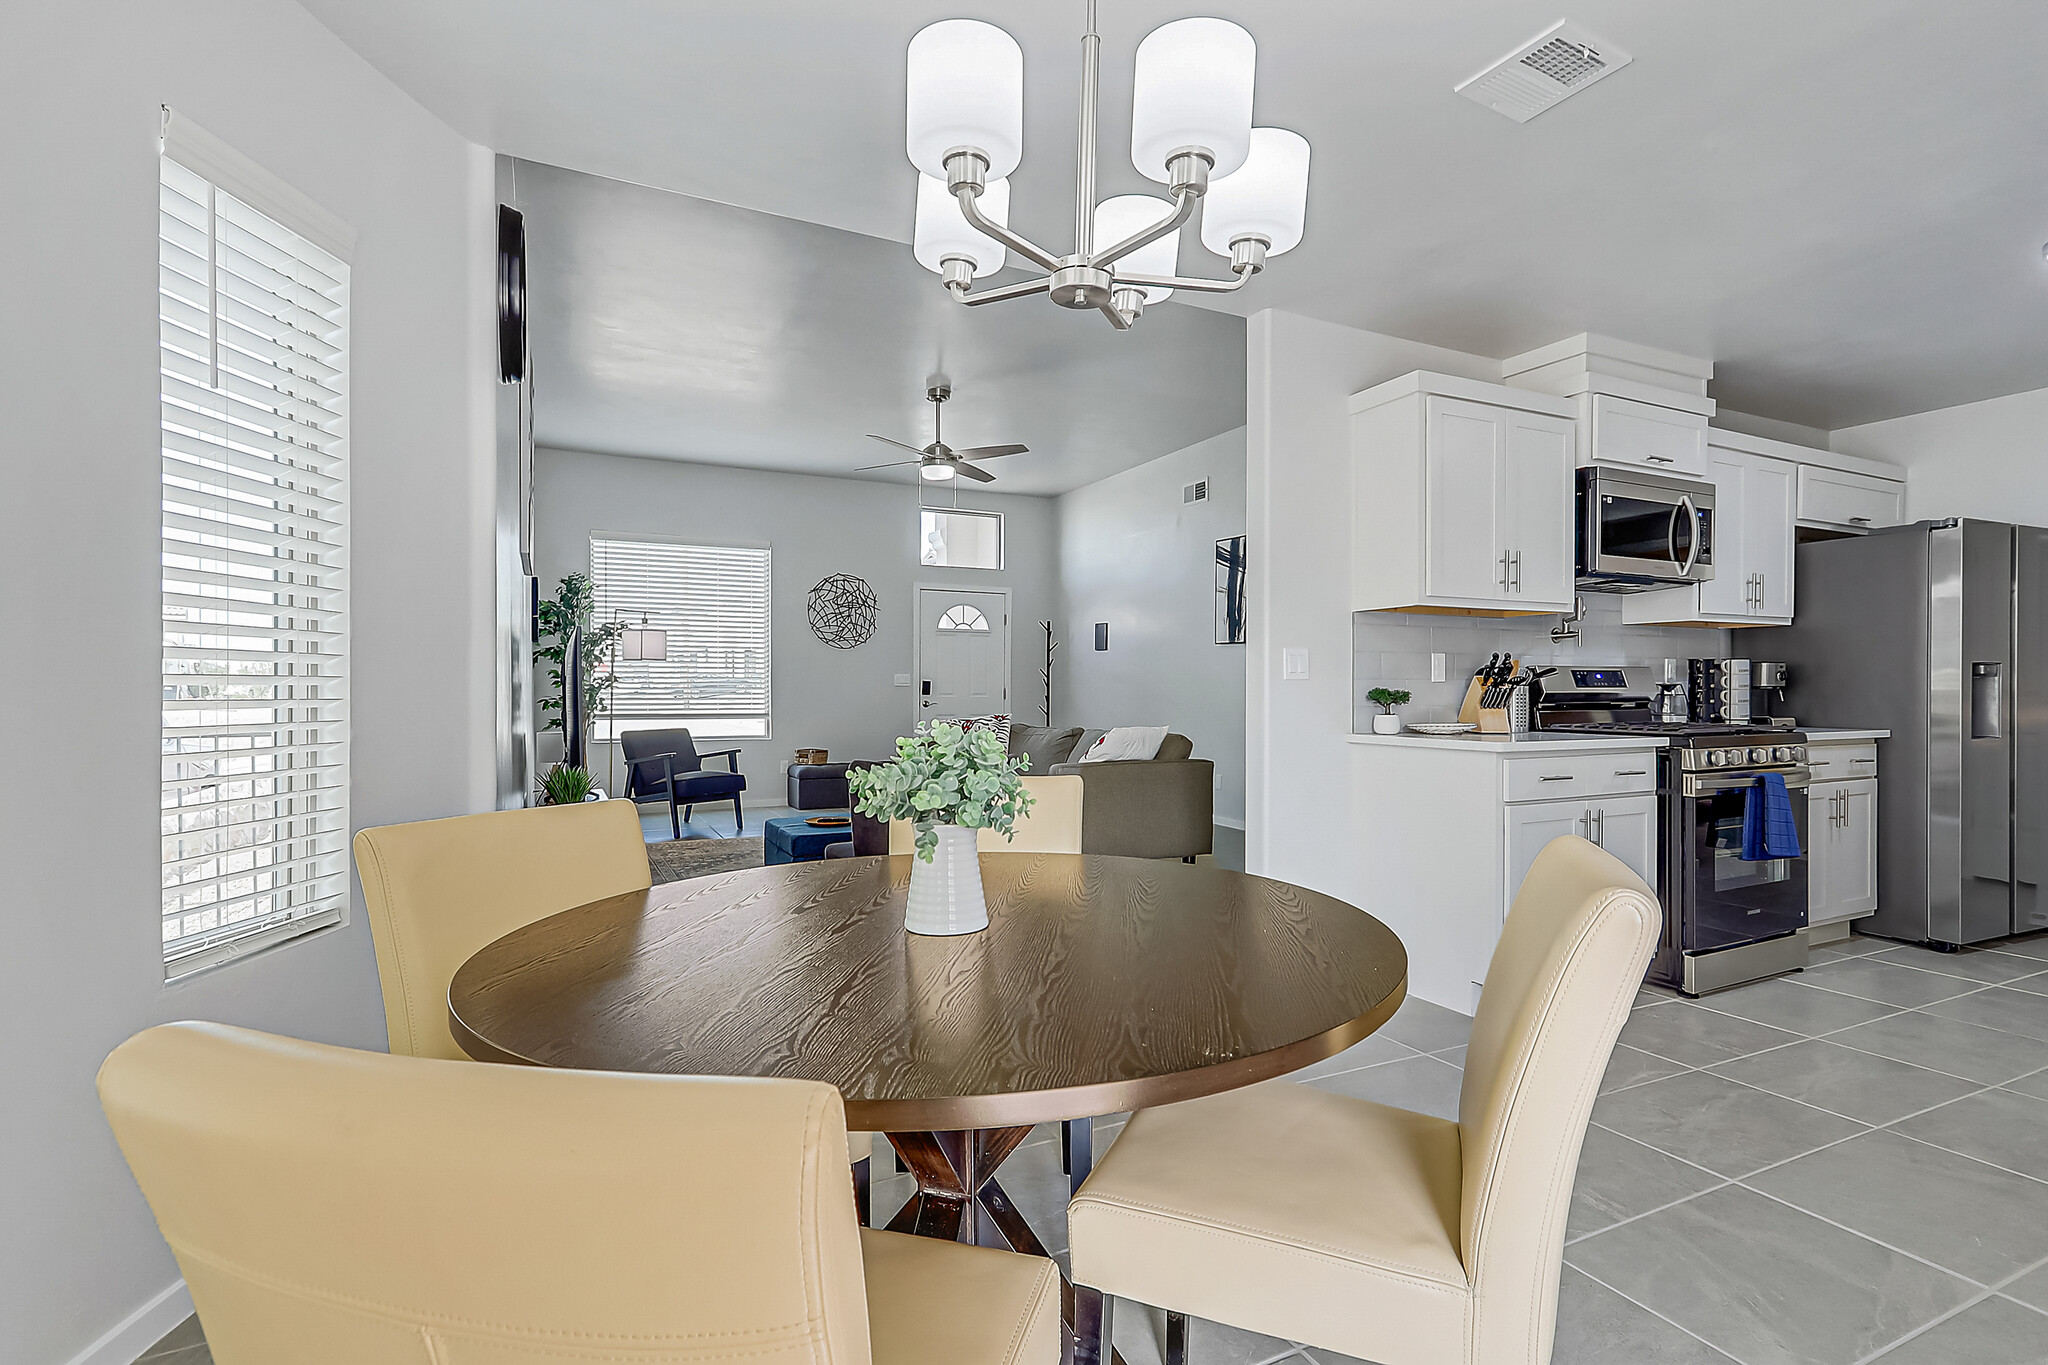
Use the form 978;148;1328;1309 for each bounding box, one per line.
1011;725;1214;861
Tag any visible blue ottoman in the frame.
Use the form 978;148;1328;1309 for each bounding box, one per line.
763;814;853;864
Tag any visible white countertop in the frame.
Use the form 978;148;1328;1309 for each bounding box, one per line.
1348;730;1669;755
1801;728;1891;742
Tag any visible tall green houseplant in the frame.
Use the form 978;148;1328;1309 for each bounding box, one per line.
534;573;624;734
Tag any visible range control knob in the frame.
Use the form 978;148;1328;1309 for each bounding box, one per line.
1750;746;1772;764
1724;747;1748;765
1792;745;1807;762
1705;750;1725;767
1773;746;1795;763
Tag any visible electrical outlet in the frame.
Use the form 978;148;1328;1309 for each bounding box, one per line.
1431;652;1447;682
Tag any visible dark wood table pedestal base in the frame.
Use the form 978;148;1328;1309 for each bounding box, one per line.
884;1125;1130;1365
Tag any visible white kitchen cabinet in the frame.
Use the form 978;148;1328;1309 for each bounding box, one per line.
1798;465;1904;533
1623;445;1797;627
1505;793;1657;926
1809;774;1879;926
1352;373;1577;615
1580;393;1709;478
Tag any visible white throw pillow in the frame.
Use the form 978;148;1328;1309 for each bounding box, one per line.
1079;725;1170;763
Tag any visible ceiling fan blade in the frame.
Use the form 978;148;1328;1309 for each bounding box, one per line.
854;459;921;471
953;443;1028;459
953;461;997;483
865;434;927;455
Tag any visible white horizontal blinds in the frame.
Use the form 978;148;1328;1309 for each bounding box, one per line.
159;152;350;978
590;538;771;738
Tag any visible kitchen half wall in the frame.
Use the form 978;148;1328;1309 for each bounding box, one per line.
1355;596;1733;729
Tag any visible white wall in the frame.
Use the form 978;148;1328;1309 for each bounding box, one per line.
1245;311;1503;890
533;448;1057;789
1053;429;1247;824
1830;385;2048;526
0;3;496;1360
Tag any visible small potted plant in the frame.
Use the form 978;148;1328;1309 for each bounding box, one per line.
847;722;1036;936
1367;687;1413;735
536;764;598;806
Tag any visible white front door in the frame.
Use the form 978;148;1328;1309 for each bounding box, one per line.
917;588;1009;724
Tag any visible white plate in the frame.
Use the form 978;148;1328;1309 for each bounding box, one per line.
1406;722;1479;736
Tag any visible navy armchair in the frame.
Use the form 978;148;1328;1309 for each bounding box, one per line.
620;728;747;839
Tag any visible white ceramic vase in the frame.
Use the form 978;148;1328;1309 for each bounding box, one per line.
1372;713;1403;734
903;824;990;936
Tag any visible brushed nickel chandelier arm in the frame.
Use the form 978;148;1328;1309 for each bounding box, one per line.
1088;181;1199;270
950;177;1062;272
956;276;1053;307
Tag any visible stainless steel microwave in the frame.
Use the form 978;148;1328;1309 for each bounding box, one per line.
1576;466;1716;592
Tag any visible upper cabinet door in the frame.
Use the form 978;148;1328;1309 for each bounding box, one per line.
1745;455;1797;620
1423;396;1509;603
1587;395;1709;478
1501;408;1577;610
1696;448;1752;619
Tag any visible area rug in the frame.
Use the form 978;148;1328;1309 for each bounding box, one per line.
647;837;766;884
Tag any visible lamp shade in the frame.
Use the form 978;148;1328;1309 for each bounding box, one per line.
621;627;668;661
1095;195;1179;303
1200;127;1311;258
906;20;1024;179
1129;17;1255;181
913;174;1010;277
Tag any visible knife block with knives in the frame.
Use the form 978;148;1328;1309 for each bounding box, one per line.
1459;654;1529;734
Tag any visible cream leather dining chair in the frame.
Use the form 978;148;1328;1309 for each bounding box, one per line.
1066;836;1661;1365
887;774;1084;855
353;801;872;1214
99;1023;1060;1365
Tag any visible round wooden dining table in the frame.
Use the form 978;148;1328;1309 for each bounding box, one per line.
449;852;1406;1359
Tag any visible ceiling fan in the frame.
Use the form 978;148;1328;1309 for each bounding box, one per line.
859;376;1027;483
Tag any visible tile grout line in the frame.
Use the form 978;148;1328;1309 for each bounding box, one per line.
1847;1247;2048;1364
1560;1261;1745;1363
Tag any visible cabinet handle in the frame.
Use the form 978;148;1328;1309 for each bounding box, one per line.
1499;551;1509;589
1511;549;1523;593
1593;808;1605;847
1539;774;1575;782
1614;769;1648;776
1849;516;1873;525
1645;455;1676;464
1579;810;1591;838
1851;758;1875;765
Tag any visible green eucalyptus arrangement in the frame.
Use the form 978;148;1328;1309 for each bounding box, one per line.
848;723;1036;861
1366;686;1413;715
534;573;624;734
537;764;597;806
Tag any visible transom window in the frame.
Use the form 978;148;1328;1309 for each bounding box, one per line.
937;604;992;633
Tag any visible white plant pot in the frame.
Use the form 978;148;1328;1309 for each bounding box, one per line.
1372;714;1403;735
903;824;990;936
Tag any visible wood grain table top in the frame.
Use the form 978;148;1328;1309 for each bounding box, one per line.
449;853;1408;1130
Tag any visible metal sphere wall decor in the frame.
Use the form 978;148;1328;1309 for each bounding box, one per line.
808;573;879;649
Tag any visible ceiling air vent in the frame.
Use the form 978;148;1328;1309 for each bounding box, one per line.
1456;20;1631;123
1184;479;1208;504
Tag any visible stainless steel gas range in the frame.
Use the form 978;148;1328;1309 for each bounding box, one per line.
1537;668;1812;995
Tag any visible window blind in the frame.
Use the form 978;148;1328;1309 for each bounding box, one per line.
159;150;350;979
590;538;772;739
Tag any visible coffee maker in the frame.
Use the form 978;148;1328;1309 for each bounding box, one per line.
1751;661;1793;726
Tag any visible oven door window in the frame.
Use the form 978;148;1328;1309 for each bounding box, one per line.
1598;493;1689;569
1686;785;1808;951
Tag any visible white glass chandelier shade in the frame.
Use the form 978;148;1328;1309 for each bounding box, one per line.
914;174;1011;277
1094;195;1179;302
905;20;1025;179
1129;17;1255;181
1200;127;1312;259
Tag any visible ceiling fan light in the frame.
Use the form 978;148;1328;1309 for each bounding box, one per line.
921;462;957;482
1129;17;1255;182
1200;127;1311;259
906;20;1024;179
913;174;1010;277
1094;195;1179;303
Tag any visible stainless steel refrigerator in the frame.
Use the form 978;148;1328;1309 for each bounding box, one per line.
1755;519;2048;947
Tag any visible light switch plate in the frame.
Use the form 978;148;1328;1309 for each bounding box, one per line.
1282;648;1309;680
894;674;912;686
1431;652;1447;682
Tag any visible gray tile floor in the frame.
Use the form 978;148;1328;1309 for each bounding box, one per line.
140;931;2048;1365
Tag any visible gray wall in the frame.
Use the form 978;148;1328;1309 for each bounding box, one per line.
0;3;496;1359
1054;429;1247;825
534;448;1057;788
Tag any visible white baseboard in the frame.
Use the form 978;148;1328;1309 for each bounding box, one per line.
65;1278;191;1365
1213;815;1247;831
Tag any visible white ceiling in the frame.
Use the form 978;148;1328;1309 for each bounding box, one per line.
300;0;2048;430
513;160;1246;495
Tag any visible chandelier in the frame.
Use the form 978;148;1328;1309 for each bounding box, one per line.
906;2;1310;330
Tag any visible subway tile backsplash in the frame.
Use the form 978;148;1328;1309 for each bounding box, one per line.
1353;597;1732;729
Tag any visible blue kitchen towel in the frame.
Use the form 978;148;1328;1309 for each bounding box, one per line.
1741;771;1803;861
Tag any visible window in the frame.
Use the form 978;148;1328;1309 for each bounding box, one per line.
937;604;991;633
158;121;352;979
591;537;772;739
920;508;1004;569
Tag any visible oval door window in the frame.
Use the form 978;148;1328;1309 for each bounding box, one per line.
937;604;991;633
